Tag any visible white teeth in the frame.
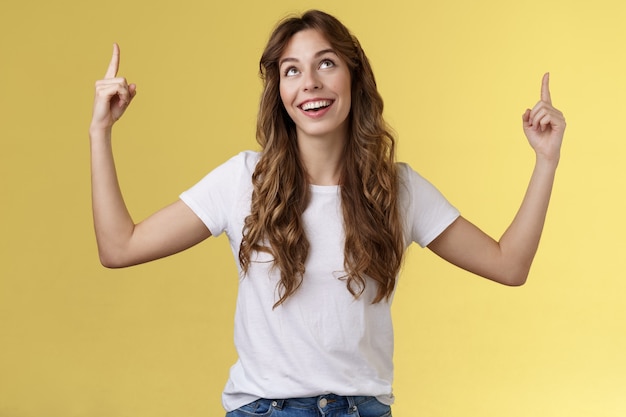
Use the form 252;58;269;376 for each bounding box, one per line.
301;100;332;111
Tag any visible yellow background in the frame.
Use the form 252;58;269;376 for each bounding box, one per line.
1;0;625;416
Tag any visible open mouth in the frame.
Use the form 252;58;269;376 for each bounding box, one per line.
299;100;333;112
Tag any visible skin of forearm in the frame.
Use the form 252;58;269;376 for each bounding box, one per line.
90;128;136;267
497;157;558;284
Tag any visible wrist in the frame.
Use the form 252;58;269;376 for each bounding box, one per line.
89;125;112;142
535;153;560;172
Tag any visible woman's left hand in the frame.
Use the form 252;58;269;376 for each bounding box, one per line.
522;73;566;165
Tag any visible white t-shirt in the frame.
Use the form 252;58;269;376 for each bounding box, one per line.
180;151;460;411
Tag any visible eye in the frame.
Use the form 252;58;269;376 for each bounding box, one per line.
319;59;335;69
284;66;299;77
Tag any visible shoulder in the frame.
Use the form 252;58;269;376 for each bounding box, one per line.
225;150;261;172
182;150;260;195
202;150;261;182
395;161;460;247
395;161;456;210
396;161;429;191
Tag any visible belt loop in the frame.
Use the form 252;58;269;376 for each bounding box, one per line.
347;396;358;414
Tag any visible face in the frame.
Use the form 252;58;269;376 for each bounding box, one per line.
278;29;352;143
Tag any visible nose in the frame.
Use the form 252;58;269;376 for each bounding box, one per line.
302;70;322;91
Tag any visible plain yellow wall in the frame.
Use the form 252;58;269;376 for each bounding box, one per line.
1;0;625;416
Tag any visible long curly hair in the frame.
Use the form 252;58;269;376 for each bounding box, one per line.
239;10;404;308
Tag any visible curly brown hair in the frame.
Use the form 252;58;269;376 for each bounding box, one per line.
239;10;404;308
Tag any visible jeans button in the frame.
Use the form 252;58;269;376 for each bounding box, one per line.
271;401;278;407
319;398;328;408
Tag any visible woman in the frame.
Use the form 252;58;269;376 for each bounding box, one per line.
89;10;565;417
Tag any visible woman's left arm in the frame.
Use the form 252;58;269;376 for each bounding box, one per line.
427;73;566;286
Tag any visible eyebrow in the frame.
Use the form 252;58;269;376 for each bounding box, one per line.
279;48;337;67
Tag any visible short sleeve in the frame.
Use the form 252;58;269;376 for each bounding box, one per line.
398;163;460;247
179;151;259;237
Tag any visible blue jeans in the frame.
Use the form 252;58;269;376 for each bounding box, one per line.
225;394;392;417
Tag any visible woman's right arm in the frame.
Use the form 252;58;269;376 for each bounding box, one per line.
90;44;211;268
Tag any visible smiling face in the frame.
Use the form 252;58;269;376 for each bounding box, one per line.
278;29;352;145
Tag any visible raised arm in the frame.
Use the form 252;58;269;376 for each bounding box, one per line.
90;44;210;268
427;73;566;286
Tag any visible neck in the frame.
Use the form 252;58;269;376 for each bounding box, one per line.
296;129;346;186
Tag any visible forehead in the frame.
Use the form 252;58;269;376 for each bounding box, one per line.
280;29;333;61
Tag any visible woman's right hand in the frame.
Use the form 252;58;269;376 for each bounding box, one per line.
90;43;137;133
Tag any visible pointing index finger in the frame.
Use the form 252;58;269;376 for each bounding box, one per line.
541;72;552;104
104;43;120;79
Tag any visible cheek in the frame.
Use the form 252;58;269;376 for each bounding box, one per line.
278;84;297;121
279;86;295;115
336;78;352;111
279;80;295;103
336;71;352;104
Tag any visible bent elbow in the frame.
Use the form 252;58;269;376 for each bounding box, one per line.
498;268;529;287
97;248;133;269
504;275;528;287
99;254;125;269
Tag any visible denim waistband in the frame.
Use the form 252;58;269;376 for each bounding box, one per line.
269;394;371;412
